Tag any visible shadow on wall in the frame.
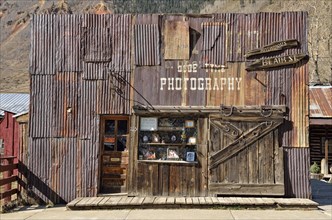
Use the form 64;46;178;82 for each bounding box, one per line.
310;179;332;205
18;161;66;205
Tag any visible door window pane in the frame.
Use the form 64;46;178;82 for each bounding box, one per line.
117;136;127;151
118;120;128;135
105;120;115;135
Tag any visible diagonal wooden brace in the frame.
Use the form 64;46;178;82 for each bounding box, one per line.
209;120;283;169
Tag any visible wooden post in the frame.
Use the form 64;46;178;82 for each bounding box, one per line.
4;158;13;203
325;139;329;175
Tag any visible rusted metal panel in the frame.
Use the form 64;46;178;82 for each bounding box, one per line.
109;14;132;72
30;14;56;75
82;62;109;80
99;71;131;114
27;138;54;203
29;75;54;138
309;86;332;118
79;79;98;139
284;147;311;198
56;15;82;72
164;20;189;60
201;21;228;66
82;27;111;62
53;72;80;138
82;14;132;72
134;24;160;66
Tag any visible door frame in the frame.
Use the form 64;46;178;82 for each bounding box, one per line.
98;115;130;194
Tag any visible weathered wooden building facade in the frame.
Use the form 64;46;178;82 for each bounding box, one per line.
29;12;310;203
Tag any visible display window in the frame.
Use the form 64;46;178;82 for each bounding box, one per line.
138;116;197;162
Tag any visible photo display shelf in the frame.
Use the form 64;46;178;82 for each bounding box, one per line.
138;117;198;163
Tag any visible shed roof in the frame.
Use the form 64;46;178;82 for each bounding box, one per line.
0;93;30;115
309;86;332;118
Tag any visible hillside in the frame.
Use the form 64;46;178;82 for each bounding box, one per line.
0;0;331;93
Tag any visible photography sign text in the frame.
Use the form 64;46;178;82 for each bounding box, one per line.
160;61;242;91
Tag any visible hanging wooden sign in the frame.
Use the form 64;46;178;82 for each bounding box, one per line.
244;39;299;58
245;53;308;71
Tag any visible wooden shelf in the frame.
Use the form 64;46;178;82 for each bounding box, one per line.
138;160;198;164
157;127;184;131
142;143;196;146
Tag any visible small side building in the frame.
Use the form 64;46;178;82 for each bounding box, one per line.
309;86;332;170
0;93;29;162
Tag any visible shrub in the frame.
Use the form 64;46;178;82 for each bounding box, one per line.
310;162;320;174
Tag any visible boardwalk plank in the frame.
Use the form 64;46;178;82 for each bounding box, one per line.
166;197;175;205
104;196;122;205
76;197;95;206
129;197;145;206
192;197;200;205
67;197;319;210
204;197;213;205
142;197;156;205
217;197;228;205
118;197;134;205
176;197;186;205
154;197;167;205
211;197;220;205
98;197;110;206
185;197;193;205
67;198;83;207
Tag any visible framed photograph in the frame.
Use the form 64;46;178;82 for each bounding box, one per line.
185;120;194;128
140;117;158;131
167;147;179;160
186;152;195;162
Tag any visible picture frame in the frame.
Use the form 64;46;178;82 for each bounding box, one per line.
186;152;195;162
167;147;179;160
140;117;158;131
185;120;195;128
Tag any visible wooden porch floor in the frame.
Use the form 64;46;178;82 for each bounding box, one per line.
67;196;318;210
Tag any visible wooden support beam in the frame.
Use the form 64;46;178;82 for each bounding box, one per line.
0;163;18;172
209;121;282;169
0;188;18;200
0;176;17;186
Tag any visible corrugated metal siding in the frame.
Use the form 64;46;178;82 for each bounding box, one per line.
109;14;132;72
309;86;332;118
134;24;160;66
56;15;82;72
30;14;56;75
29;75;54;138
83;27;111;62
202;21;228;66
82;62;109;80
29;14;131;203
284;147;311;198
53;72;80;138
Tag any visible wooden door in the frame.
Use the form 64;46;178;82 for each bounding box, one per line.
100;116;129;194
208;106;285;196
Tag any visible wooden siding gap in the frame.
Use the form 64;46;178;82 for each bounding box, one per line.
166;197;175;205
